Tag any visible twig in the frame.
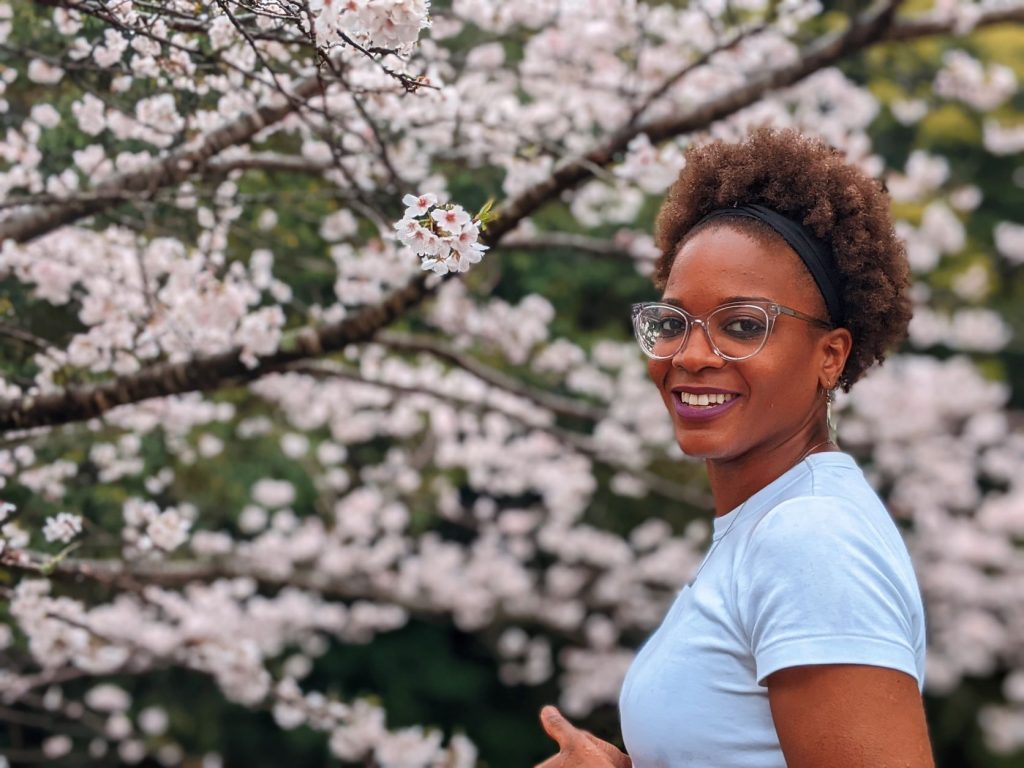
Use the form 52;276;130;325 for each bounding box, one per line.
502;232;633;260
375;330;606;422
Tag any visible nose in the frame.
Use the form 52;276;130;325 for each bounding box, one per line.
671;320;726;372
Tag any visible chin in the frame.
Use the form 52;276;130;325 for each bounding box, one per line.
674;430;733;461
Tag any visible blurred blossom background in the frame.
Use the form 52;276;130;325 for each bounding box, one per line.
0;0;1022;765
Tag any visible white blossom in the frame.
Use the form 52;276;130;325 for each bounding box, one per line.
252;479;296;509
139;706;169;736
887;150;948;202
934;50;1017;111
71;93;106;135
86;684;132;712
42;735;72;758
42;512;83;543
27;59;63;84
146;508;191;552
994;221;1024;265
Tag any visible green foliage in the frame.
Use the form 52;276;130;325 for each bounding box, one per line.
311;622;558;767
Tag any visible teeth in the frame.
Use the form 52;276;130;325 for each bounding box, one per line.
679;392;736;406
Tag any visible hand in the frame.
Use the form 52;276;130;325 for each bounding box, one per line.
535;705;631;768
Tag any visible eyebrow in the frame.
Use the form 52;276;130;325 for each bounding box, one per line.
659;295;772;307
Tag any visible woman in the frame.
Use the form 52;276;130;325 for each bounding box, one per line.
537;128;935;767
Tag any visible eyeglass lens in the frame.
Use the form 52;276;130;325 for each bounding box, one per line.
634;305;771;360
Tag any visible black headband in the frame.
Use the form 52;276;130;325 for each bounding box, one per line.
694;203;845;326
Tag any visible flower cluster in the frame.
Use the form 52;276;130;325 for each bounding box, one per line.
122;498;193;555
42;512;83;544
310;0;430;50
394;194;489;275
934;50;1017;111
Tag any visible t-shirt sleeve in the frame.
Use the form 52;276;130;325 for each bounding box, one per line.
735;496;921;687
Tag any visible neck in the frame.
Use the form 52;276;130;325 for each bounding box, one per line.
705;429;836;517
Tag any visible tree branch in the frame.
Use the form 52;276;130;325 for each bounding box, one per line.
0;73;325;244
625;17;773;127
881;4;1024;40
482;1;901;245
0;323;52;352
375;330;606;422
502;232;634;260
0;282;426;431
205;151;335;175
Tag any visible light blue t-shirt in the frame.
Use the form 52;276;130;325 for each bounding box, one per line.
618;452;926;768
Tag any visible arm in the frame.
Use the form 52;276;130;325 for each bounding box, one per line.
767;664;934;768
534;706;632;768
738;498;933;766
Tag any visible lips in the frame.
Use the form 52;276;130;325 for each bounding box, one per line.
670;386;742;421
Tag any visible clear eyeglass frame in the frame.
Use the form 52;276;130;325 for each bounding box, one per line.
630;300;833;362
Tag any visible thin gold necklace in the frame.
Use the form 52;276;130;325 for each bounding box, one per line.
686;439;836;587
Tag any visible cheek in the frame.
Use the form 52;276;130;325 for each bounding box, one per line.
647;359;671;390
647;359;677;407
747;351;815;408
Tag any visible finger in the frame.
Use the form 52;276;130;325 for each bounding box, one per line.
540;705;578;748
583;731;618;756
583;733;632;768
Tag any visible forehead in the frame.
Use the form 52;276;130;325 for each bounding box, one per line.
662;224;815;311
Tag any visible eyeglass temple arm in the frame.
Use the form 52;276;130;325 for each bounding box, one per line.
777;305;834;329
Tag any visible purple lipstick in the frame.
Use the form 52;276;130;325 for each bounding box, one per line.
671;386;741;422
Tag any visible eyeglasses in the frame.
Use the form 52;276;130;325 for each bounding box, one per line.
631;300;833;361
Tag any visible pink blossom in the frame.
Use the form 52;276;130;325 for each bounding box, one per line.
401;192;438;217
430;205;471;234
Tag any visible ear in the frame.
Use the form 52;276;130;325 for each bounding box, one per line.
818;327;852;390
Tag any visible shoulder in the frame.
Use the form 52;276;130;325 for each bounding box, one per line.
737;490;919;605
738;452;884;525
736;487;922;627
742;453;904;558
745;492;896;563
735;494;925;688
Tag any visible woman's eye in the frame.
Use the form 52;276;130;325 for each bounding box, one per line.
657;317;686;336
721;317;765;337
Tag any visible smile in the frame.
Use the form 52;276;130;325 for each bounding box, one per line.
677;392;736;406
671;390;741;421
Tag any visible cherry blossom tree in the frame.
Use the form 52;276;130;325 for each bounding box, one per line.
0;0;1022;765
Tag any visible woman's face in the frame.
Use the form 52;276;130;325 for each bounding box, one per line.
648;224;840;462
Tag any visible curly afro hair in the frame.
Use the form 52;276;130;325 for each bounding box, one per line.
653;127;911;391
